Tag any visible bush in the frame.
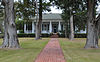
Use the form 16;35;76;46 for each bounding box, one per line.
19;30;24;33
74;33;87;38
17;33;50;37
0;34;4;38
41;33;50;37
17;33;35;37
0;33;87;38
58;33;87;38
58;33;65;38
15;20;24;30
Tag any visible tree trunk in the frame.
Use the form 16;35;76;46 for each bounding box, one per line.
0;0;20;48
85;20;99;48
65;24;68;38
65;21;69;38
35;23;41;40
35;0;42;40
84;0;99;48
69;15;74;40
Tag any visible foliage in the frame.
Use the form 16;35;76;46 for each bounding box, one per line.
15;0;35;21
0;1;4;33
15;18;24;30
42;0;52;12
56;0;87;32
0;33;3;38
58;33;87;38
17;33;50;37
15;0;52;21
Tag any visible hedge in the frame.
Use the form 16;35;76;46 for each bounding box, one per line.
0;34;4;38
17;33;35;37
17;33;87;38
0;33;87;38
74;33;87;38
17;33;50;37
58;33;87;38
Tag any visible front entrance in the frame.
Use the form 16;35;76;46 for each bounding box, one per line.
54;26;57;33
52;23;58;33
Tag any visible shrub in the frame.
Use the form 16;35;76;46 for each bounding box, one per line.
19;30;24;33
0;34;4;38
17;33;50;37
58;33;87;38
17;33;35;37
74;33;87;38
0;33;87;38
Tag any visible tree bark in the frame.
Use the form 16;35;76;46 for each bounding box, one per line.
35;0;42;40
35;22;41;40
0;0;20;48
65;20;69;38
69;15;74;40
84;0;99;48
65;24;68;38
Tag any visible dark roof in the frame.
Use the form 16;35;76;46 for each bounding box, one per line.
32;13;62;20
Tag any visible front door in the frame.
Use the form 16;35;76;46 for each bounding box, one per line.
52;24;58;33
54;26;57;33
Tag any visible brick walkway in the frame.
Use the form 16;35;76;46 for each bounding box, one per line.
34;38;66;62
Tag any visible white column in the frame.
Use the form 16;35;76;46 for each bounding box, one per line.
24;24;26;33
32;21;34;33
63;24;64;31
49;21;52;33
58;21;61;31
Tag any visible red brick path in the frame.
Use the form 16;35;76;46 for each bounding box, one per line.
34;38;66;62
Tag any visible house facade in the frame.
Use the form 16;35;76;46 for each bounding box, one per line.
24;13;64;34
24;13;86;34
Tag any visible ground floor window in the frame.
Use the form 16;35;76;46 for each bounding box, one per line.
26;22;32;30
42;23;49;31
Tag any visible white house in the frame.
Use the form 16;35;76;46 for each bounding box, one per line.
24;13;86;34
24;13;64;34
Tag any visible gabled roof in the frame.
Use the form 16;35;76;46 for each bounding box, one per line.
31;13;62;20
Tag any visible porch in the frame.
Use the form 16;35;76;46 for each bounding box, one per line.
24;21;64;34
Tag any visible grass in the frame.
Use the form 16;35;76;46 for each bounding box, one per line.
1;38;100;62
59;38;100;62
0;38;49;62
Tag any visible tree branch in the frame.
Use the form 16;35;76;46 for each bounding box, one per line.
95;14;100;22
1;0;7;6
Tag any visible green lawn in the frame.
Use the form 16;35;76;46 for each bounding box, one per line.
0;38;49;62
59;38;100;62
1;38;100;62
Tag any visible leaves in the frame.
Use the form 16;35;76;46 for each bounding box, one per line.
15;0;35;20
54;0;87;32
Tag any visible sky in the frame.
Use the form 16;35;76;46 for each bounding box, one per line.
97;3;100;14
45;6;62;13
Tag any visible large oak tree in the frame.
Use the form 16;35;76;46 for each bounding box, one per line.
35;0;51;40
0;0;20;48
84;0;100;48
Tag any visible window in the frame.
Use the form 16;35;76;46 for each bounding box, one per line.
42;24;49;31
26;22;32;30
